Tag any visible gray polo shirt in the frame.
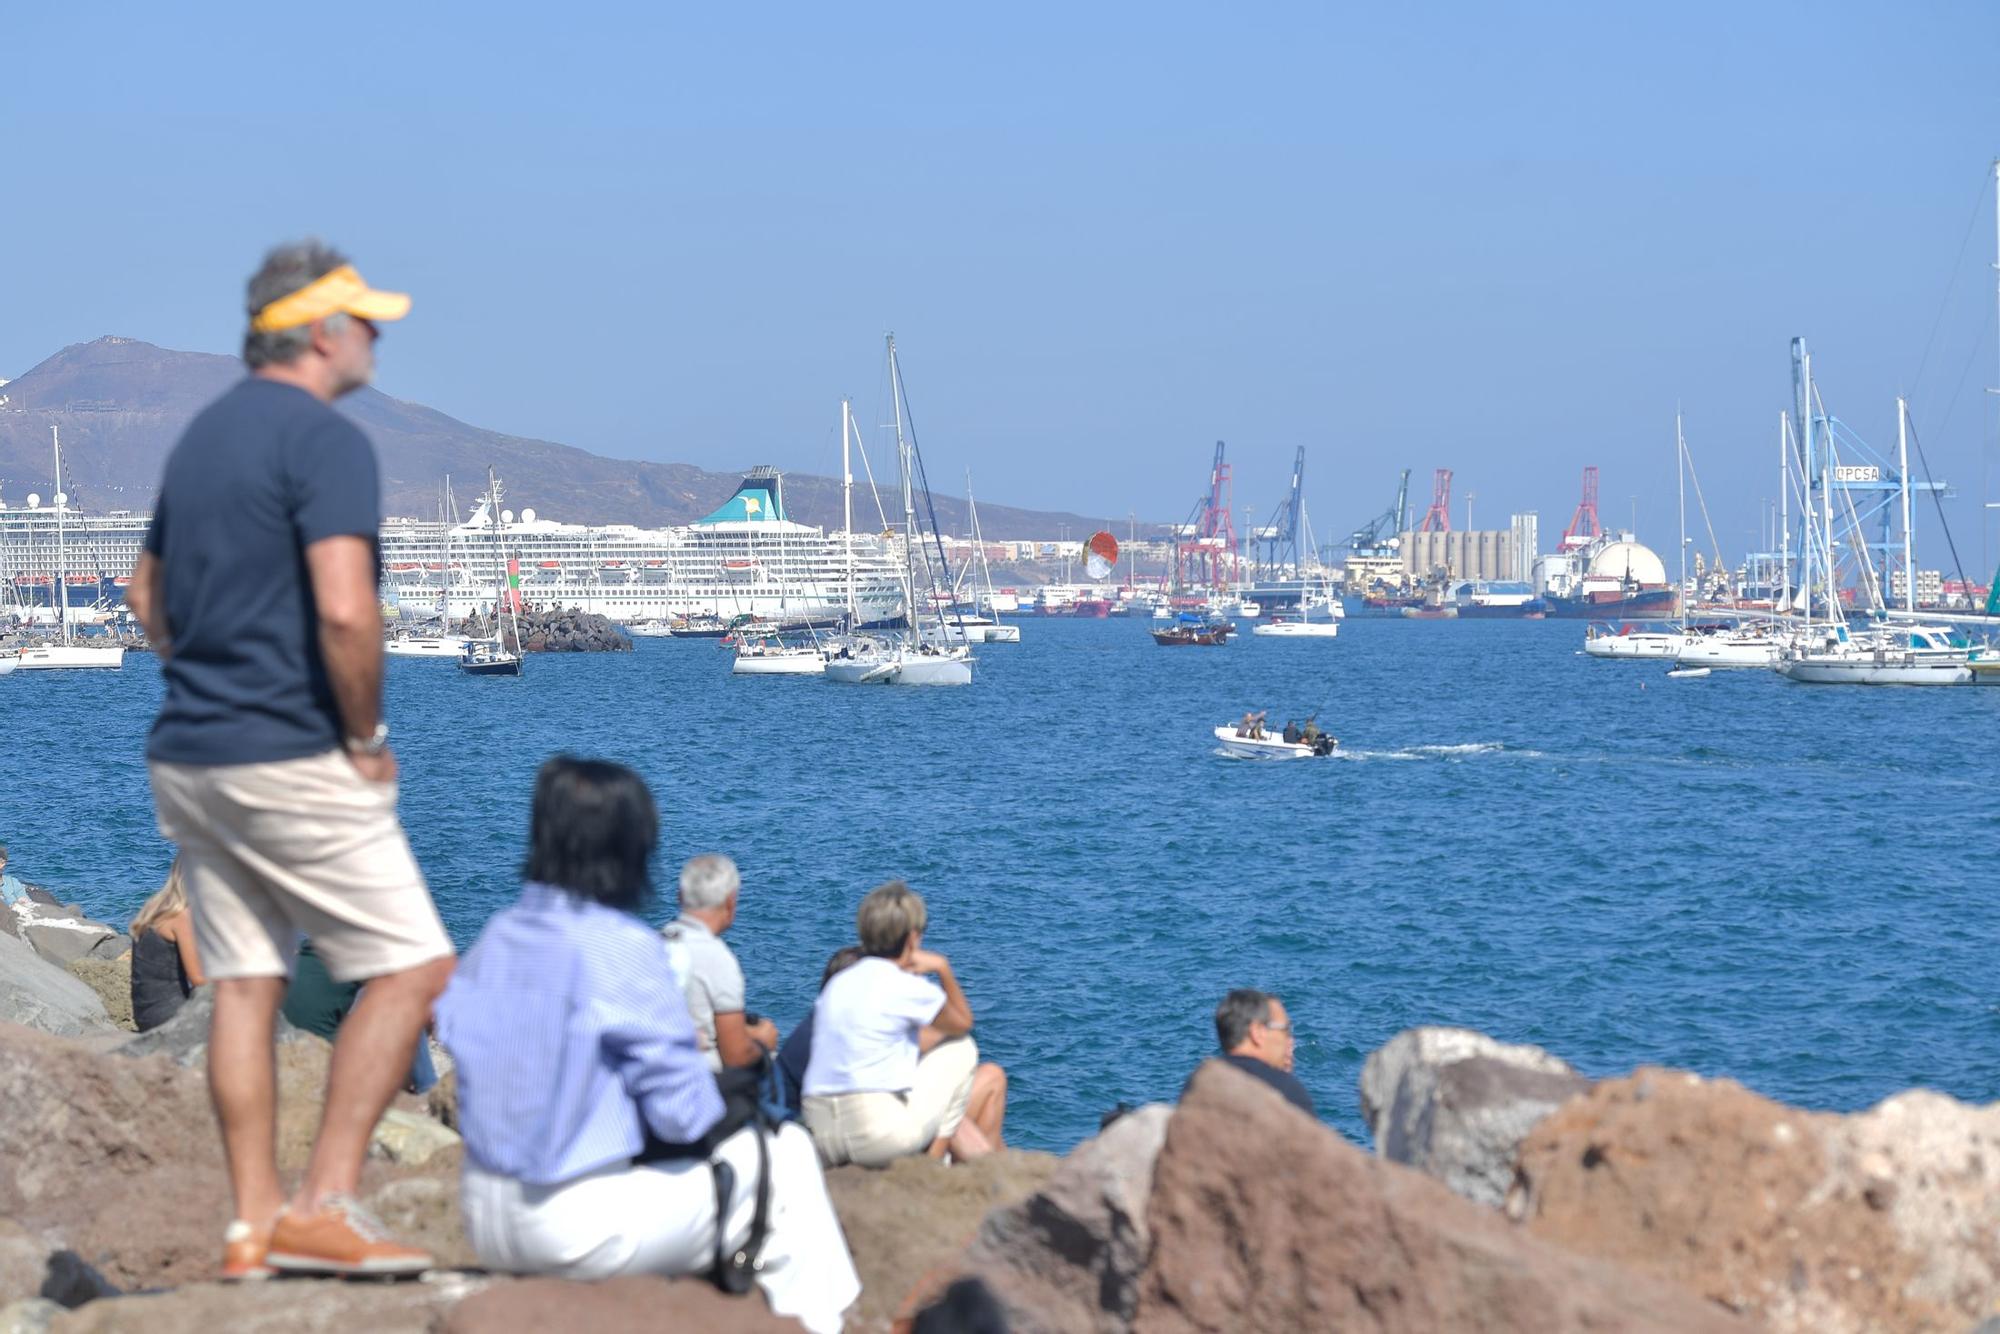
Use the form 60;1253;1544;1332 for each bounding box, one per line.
661;914;745;1072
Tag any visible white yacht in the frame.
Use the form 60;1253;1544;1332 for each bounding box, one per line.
1776;624;1977;686
1671;624;1784;669
1583;623;1682;660
384;632;467;659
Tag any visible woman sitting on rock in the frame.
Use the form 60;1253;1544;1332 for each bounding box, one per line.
436;756;858;1334
128;859;205;1032
801;882;1007;1167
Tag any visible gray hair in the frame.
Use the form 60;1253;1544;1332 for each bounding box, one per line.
241;239;351;369
678;853;740;911
1214;989;1277;1052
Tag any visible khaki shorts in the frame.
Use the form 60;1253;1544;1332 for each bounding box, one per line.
149;750;454;984
801;1036;979;1168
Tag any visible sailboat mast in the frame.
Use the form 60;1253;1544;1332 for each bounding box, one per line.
887;334;917;633
51;425;69;642
1676;411;1687;616
1778;412;1790;612
1897;396;1914;615
841;398;856;622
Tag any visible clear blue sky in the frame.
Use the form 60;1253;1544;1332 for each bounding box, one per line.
5;2;1999;569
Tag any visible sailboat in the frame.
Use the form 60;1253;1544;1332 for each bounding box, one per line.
953;476;1019;643
459;468;525;677
15;427;124;671
1253;571;1339;638
824;337;974;687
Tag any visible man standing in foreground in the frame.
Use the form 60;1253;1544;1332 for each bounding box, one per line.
1186;988;1316;1116
127;241;455;1279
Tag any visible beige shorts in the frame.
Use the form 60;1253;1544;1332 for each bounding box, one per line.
801;1036;979;1168
149;750;454;984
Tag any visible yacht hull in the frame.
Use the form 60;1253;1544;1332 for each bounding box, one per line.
824;652;972;686
1777;658;1971;686
732;652;826;676
14;645;125;670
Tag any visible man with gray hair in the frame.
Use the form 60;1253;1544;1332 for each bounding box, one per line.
663;852;778;1071
126;241;455;1281
1184;988;1315;1116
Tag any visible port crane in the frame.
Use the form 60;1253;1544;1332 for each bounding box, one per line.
1346;470;1410;553
1417;468;1453;532
1172;440;1237;589
1560;466;1601;550
1253;447;1306;576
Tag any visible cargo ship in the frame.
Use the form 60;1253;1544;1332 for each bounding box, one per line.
1534;537;1675;620
1451;580;1548;619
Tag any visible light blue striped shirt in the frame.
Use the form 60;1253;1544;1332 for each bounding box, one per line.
437;881;725;1185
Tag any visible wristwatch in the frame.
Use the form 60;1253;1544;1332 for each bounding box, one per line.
346;722;390;756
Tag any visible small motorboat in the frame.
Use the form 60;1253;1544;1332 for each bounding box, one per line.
1153;614;1232;646
1212;725;1338;759
1665;665;1711;679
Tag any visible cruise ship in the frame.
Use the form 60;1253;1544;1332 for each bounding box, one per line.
1;468;908;627
384;468;906;625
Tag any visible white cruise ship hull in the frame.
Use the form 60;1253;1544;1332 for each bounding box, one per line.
14;644;124;671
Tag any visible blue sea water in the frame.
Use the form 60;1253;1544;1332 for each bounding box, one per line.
6;618;1999;1152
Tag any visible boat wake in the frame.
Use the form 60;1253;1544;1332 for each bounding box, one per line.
1334;741;1542;763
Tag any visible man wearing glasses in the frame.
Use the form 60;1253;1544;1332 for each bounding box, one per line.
129;242;455;1281
1194;988;1315;1116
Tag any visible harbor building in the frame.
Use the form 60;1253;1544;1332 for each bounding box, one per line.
1399;529;1517;582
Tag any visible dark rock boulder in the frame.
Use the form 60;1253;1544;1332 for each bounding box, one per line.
1131;1061;1750;1333
962;1104;1172;1332
1359;1027;1589;1208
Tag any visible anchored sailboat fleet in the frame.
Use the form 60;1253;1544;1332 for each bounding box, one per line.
823;336;975;687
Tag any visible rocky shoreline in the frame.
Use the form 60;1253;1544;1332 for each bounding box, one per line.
3;898;1996;1332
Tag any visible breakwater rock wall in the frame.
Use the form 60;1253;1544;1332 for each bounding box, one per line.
4;931;1999;1334
451;606;632;654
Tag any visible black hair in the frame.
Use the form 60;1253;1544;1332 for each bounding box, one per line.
1214;988;1277;1052
819;945;866;991
523;755;657;913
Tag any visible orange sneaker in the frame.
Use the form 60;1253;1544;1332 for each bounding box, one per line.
220;1218;275;1281
265;1195;432;1278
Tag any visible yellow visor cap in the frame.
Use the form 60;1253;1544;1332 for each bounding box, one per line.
250;264;411;333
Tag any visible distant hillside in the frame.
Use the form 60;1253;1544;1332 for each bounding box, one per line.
0;337;1154;541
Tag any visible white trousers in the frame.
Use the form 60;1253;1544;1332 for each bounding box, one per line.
802;1035;979;1168
460;1123;859;1334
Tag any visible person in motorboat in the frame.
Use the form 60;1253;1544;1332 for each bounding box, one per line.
1281;720;1301;745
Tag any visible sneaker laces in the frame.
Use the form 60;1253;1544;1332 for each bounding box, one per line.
320;1194;395;1245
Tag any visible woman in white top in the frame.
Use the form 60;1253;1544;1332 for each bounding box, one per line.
800;882;1008;1167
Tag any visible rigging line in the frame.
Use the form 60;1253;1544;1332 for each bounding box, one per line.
1679;427;1728;578
1903;408;1979;607
1909;170;1991;395
898;378;967;634
1927;297;1996;443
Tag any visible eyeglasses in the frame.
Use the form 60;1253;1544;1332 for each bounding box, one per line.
355;317;381;343
1262;1020;1293;1035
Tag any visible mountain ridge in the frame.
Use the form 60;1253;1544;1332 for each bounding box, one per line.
0;337;1157;542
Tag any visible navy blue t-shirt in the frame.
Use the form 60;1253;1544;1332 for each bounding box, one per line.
144;378;380;765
